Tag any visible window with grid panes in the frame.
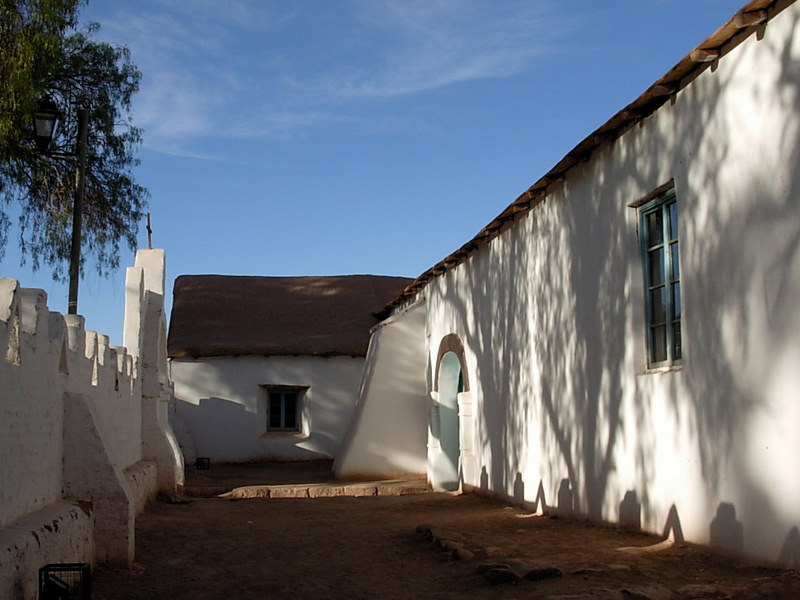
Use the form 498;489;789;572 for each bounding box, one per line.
640;188;681;367
267;388;300;431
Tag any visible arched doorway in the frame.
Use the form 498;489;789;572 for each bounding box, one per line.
431;352;462;491
430;334;471;492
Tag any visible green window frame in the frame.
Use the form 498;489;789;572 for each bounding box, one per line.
267;388;300;432
639;188;681;367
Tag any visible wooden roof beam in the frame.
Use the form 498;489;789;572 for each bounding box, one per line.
459;240;477;252
544;172;566;186
620;109;642;121
585;132;611;151
735;9;768;28
509;198;531;212
690;47;721;63
443;256;461;268
652;81;680;96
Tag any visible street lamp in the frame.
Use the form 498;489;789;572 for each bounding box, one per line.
33;98;60;152
33;97;88;315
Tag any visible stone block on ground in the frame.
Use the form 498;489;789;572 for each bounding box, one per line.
483;566;521;586
377;482;429;496
269;486;310;499
348;485;377;497
453;547;475;560
219;486;270;499
308;486;347;498
478;562;512;573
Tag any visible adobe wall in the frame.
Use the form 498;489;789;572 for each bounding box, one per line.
422;4;800;565
334;301;429;479
0;249;182;599
171;355;365;462
125;250;185;493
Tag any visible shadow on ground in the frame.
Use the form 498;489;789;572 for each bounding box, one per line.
183;459;337;494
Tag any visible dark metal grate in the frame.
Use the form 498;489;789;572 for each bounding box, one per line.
39;563;90;600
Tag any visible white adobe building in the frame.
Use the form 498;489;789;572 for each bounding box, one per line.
336;0;800;566
167;274;412;464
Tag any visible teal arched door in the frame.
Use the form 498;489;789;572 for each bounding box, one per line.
431;351;463;491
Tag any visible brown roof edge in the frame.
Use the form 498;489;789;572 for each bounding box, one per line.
383;0;790;314
168;274;414;359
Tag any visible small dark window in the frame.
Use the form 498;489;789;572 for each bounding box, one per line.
640;187;682;367
268;389;300;431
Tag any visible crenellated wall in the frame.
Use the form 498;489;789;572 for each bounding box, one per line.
0;249;183;600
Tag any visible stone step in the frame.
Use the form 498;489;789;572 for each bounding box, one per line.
185;479;431;500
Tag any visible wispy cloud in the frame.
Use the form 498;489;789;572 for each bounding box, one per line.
88;0;572;155
326;0;562;98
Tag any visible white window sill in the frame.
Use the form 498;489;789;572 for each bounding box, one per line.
639;363;683;376
259;431;309;440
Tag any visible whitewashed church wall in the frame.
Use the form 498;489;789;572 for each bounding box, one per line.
334;303;429;479
171;354;365;462
424;4;800;565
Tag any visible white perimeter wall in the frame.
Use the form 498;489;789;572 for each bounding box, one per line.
0;285;142;531
0;249;182;598
171;355;365;462
335;303;429;479
424;5;800;565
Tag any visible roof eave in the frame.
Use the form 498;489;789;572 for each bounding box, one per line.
382;0;787;314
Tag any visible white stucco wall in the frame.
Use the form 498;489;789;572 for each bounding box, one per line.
421;5;800;565
66;320;143;474
1;283;67;529
334;302;429;479
0;248;182;597
0;503;93;600
0;286;145;533
171;355;366;462
126;250;185;492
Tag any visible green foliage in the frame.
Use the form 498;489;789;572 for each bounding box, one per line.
0;0;148;280
0;0;81;145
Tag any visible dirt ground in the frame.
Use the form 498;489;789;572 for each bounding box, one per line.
91;462;799;600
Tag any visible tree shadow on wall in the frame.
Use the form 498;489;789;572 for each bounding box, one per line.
428;9;800;560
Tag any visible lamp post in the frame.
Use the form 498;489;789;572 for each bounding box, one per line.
33;99;88;315
68;109;88;315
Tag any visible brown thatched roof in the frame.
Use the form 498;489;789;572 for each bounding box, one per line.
167;274;414;359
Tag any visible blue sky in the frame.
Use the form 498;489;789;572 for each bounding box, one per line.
1;0;746;345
